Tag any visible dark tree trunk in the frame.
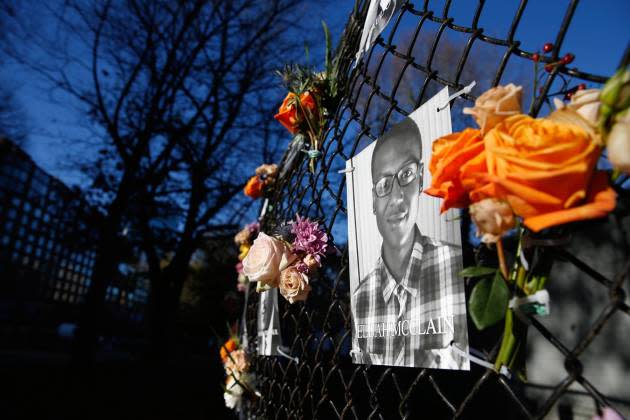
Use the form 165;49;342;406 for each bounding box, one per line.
72;172;134;366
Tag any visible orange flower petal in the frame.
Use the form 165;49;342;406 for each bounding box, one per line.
523;171;617;232
425;128;484;212
244;175;264;199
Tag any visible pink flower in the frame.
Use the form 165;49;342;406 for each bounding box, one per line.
593;407;623;420
237;273;247;292
235;261;244;274
246;222;260;234
242;232;295;288
296;254;321;274
291;215;328;260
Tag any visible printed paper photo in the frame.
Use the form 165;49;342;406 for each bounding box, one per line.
346;88;470;369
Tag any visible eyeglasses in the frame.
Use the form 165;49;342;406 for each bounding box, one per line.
373;161;422;198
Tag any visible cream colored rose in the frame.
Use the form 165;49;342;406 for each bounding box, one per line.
469;198;516;244
279;266;311;304
463;84;522;133
607;121;630;173
234;227;252;246
256;163;279;186
303;254;320;273
224;375;245;409
255;163;278;178
553;88;601;126
242;232;295;287
224;349;249;376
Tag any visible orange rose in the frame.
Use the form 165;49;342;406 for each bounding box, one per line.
461;114;616;232
220;338;237;362
243;175;264;199
274;91;318;135
424;128;485;212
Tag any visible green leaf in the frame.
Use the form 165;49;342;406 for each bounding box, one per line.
468;271;509;330
322;20;332;78
304;42;310;64
459;266;497;278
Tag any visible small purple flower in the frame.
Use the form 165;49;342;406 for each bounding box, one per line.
295;261;309;274
246;222;260;234
291;215;328;257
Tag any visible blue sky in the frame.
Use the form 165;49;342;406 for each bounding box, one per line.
3;0;629;188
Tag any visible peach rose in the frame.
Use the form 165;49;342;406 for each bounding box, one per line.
463;84;523;133
278;266;311;304
274;91;318;135
461;114;616;232
424;128;485;212
224;349;249;376
234;227;252;246
469;198;516;244
256;163;278;180
242;232;295;287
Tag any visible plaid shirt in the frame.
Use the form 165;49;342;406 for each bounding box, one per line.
352;227;469;369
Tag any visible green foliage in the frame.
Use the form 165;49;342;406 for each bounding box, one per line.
469;271;509;330
459;266;497;278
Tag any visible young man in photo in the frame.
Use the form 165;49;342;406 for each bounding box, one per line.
353;117;468;368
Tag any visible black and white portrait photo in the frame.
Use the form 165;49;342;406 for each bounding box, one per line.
346;88;469;369
257;288;281;356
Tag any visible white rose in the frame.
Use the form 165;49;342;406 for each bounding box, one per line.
242;232;295;288
554;88;601;126
607;121;630;173
224;376;244;409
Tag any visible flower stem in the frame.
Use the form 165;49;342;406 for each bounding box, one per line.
496;239;509;280
494;307;514;370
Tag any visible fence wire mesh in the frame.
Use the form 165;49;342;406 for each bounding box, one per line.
246;1;630;419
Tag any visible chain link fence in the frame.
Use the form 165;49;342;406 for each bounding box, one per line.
246;1;630;419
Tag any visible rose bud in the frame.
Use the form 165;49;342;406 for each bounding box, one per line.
463;84;523;134
469;198;516;244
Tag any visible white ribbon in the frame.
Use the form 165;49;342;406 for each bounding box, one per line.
450;342;511;378
277;346;299;363
437;81;477;111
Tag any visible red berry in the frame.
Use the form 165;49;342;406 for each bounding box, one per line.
543;43;554;53
564;91;574;100
562;53;575;64
578;83;586;90
532;53;540;62
544;64;554;73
